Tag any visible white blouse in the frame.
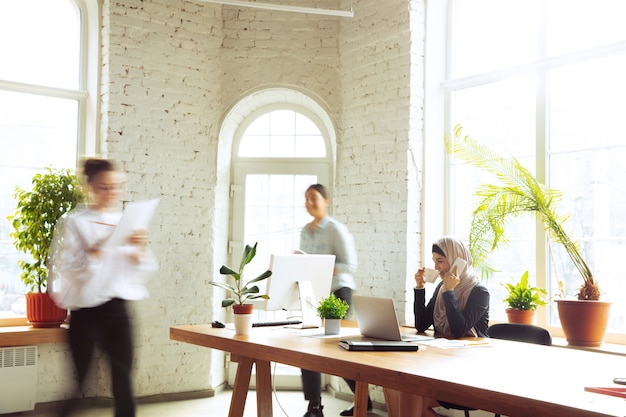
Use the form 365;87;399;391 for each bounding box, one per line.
50;207;158;310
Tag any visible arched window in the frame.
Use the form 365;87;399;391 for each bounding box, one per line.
231;104;334;273
0;0;97;321
222;90;335;387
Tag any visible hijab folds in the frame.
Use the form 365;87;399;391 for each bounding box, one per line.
432;236;480;337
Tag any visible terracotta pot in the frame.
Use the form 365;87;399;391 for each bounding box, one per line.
555;299;611;347
232;304;254;336
505;308;535;324
25;292;67;328
232;304;254;315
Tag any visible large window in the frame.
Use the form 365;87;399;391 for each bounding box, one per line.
0;0;95;320
441;0;626;341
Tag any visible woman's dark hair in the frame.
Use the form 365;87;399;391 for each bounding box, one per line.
306;184;328;199
432;244;446;258
82;158;116;183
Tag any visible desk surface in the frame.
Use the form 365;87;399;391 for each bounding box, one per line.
170;324;626;417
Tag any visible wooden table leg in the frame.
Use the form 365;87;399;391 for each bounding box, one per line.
229;356;254;417
255;360;273;417
383;387;399;417
353;380;370;417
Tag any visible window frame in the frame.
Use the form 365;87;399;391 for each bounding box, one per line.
0;0;99;327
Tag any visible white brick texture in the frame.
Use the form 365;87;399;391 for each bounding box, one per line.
33;0;426;405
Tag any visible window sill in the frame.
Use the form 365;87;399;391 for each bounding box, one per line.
0;324;68;347
552;337;626;357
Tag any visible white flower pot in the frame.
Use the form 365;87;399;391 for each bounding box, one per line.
232;304;254;336
233;313;253;336
324;318;341;335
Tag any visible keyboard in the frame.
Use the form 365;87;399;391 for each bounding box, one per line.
252;320;303;327
401;334;435;342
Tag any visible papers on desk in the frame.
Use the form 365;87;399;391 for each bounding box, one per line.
417;338;490;349
102;199;159;249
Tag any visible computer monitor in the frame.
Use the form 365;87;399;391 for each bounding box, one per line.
264;254;336;316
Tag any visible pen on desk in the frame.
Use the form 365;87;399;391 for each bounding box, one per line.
91;221;115;226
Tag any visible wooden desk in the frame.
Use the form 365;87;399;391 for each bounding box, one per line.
170;324;626;417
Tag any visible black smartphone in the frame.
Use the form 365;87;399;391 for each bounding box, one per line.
613;378;626;385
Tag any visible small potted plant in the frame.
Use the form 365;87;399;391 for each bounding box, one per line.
316;293;349;335
8;167;84;327
502;271;547;324
209;242;272;335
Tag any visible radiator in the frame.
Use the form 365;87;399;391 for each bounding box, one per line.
0;346;38;413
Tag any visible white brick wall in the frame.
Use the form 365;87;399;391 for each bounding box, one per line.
33;0;426;406
338;0;424;310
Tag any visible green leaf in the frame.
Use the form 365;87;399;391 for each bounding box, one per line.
7;167;85;292
445;125;596;298
210;242;272;306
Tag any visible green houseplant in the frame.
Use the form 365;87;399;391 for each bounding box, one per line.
316;294;349;335
209;242;272;335
502;271;547;324
445;125;610;345
7;167;85;326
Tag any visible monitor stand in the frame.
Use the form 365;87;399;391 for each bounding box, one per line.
297;280;322;329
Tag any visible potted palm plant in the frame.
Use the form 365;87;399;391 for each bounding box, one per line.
7;167;84;327
316;294;349;335
445;125;610;346
502;271;547;324
209;242;272;335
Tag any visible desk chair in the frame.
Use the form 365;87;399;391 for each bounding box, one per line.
438;323;552;417
488;323;552;346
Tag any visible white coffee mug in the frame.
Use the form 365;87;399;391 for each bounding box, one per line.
424;268;439;283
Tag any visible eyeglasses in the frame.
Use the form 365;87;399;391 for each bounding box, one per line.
94;183;125;192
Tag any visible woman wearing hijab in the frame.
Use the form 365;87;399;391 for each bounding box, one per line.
400;236;490;417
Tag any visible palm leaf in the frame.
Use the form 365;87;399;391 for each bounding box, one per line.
445;125;597;299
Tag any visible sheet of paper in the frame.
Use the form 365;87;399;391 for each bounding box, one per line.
103;198;160;249
416;338;490;349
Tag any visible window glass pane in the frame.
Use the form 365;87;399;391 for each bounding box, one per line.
452;78;537;322
549;54;626;329
239;110;326;158
546;0;626;57
243;174;317;286
0;0;80;89
0;91;78;318
453;0;541;77
271;110;296;135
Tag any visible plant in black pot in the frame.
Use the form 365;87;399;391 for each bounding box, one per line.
7;167;84;327
316;293;349;335
209;242;272;335
445;125;610;346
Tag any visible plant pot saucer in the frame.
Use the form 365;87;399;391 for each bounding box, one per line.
29;321;65;328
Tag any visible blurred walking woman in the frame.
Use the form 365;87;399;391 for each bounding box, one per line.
299;184;370;417
51;158;157;417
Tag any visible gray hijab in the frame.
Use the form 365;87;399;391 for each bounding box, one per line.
432;236;480;337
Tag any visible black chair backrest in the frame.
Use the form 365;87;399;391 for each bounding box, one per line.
488;323;552;346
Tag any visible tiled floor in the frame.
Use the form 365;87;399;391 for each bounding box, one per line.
8;389;373;417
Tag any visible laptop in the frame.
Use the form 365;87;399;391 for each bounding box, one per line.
339;295;433;351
